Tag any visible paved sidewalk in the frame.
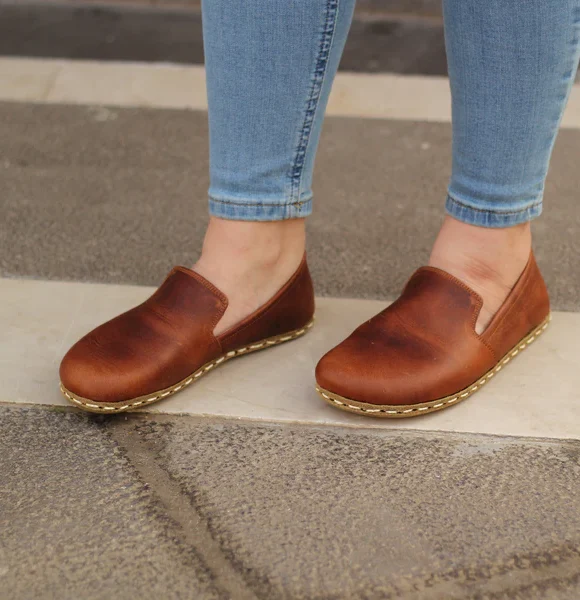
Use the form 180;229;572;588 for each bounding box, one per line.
6;0;442;18
2;405;580;599
1;96;579;599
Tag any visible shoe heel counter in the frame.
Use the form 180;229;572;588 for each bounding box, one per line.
298;258;316;324
218;256;315;352
483;253;551;357
528;254;551;323
264;256;316;330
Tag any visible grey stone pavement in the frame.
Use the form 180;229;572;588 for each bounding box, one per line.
2;406;580;600
0;0;447;74
17;0;441;14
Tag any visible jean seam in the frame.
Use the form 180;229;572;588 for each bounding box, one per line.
209;195;312;208
288;0;339;205
446;193;542;216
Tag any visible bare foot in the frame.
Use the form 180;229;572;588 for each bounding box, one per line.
194;217;306;335
429;216;532;334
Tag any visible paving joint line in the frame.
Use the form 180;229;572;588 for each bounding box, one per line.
108;418;259;600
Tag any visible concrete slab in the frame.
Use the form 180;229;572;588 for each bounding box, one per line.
0;58;60;103
43;59;209;109
0;405;226;600
3;404;578;599
1;277;579;439
135;415;580;599
0;102;578;311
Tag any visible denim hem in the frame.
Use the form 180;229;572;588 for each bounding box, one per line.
445;194;543;228
209;196;313;221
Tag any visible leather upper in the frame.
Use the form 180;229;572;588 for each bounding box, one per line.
316;253;550;406
480;254;550;359
60;256;314;403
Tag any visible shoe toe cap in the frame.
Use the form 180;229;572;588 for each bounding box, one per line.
315;343;392;405
315;339;445;407
59;335;141;404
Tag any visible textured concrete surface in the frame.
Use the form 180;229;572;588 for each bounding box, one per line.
0;102;578;310
1;404;579;599
0;406;224;600
0;2;447;74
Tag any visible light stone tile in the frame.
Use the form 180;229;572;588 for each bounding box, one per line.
328;72;580;128
1;277;579;439
328;73;452;122
0;57;61;102
562;86;580;129
2;57;580;129
46;61;207;110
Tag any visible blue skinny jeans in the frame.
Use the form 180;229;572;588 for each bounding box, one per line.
202;0;580;227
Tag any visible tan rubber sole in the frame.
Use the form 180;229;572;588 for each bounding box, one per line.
61;319;314;414
316;315;551;418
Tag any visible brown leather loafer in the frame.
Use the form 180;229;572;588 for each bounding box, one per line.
60;256;314;413
316;253;550;418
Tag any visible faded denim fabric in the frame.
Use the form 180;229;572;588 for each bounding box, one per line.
202;0;356;221
444;0;580;227
203;0;580;227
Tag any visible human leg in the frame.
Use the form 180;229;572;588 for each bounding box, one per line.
198;0;356;333
60;0;357;411
432;0;580;332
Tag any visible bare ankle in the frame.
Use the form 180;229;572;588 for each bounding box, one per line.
193;217;307;335
195;217;305;273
